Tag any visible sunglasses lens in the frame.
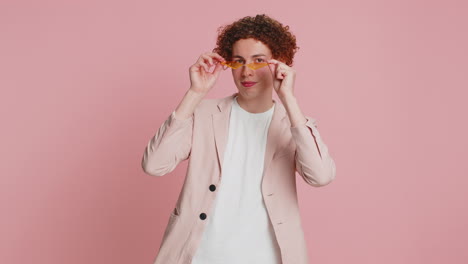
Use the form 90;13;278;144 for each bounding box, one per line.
249;62;268;70
221;61;242;69
231;61;243;69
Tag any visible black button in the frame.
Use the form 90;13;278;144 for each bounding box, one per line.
209;184;216;192
199;213;207;220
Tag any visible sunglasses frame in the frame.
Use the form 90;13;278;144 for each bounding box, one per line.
221;61;269;70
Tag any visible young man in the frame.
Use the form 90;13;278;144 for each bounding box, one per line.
142;14;336;264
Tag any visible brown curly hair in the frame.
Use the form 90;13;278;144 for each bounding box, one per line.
212;14;299;66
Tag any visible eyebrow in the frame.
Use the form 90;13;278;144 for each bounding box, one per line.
232;54;267;59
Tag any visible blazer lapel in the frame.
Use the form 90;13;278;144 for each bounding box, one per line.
263;99;288;174
212;92;288;179
212;93;235;176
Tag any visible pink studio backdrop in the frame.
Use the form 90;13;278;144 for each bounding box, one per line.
1;0;467;263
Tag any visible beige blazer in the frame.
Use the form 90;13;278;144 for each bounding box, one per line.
142;92;336;264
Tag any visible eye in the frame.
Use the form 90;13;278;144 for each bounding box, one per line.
256;58;265;63
234;60;244;63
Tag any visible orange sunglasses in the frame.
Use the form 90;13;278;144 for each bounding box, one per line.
221;61;269;70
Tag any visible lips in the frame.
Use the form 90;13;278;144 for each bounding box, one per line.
241;81;257;87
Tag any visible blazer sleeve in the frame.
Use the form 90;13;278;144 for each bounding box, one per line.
290;116;336;187
141;110;193;176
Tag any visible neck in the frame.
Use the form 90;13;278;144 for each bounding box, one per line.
235;90;275;113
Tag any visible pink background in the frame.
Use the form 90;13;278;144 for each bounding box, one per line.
1;0;467;263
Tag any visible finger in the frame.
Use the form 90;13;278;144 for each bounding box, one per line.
189;64;199;73
267;59;281;65
269;58;287;66
211;52;226;63
213;62;223;76
269;59;290;75
267;60;278;76
277;70;283;79
201;55;214;67
197;55;206;64
199;61;209;72
211;52;226;62
277;68;287;79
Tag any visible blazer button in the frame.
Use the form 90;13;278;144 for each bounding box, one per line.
209;184;216;192
199;213;207;220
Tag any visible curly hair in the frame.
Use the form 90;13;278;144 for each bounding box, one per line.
212;14;299;66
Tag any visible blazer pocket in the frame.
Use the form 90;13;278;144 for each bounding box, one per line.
161;209;180;244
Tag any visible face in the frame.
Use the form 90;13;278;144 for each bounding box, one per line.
230;38;274;96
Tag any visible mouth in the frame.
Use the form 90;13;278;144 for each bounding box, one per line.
241;81;257;87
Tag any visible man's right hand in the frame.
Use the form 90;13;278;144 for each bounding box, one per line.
189;52;226;95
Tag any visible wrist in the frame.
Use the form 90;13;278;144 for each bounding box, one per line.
279;91;295;101
188;87;208;98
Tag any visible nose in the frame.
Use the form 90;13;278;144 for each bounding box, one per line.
241;65;254;77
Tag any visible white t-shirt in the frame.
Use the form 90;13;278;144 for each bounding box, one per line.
192;96;281;264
